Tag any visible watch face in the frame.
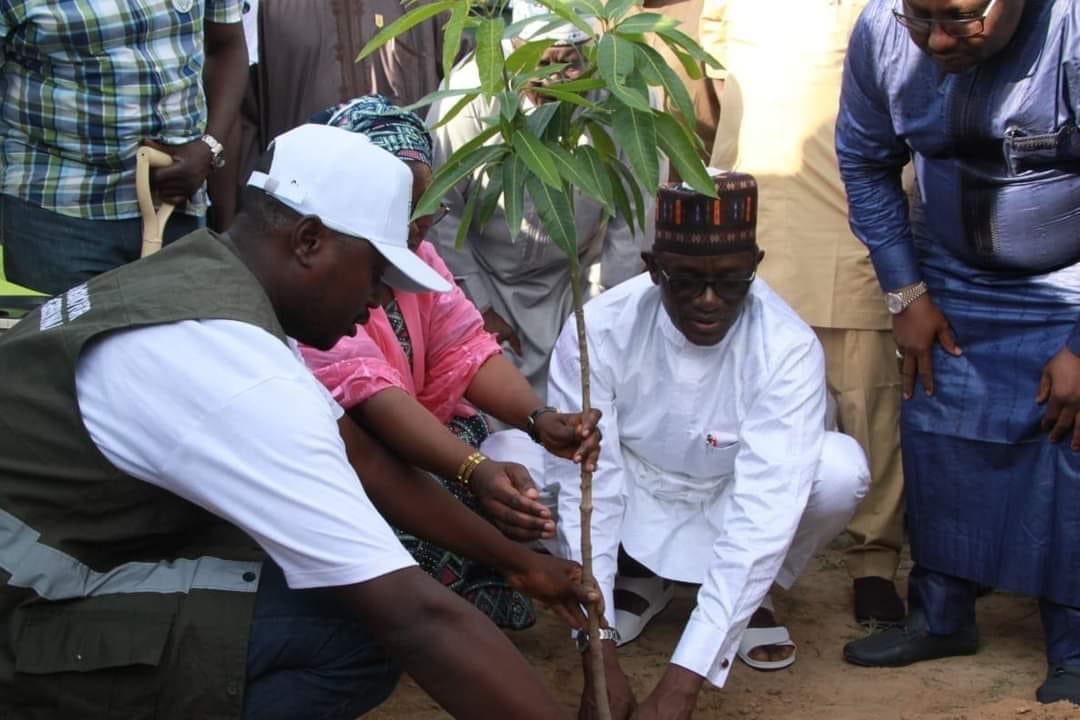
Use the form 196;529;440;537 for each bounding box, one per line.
886;293;904;314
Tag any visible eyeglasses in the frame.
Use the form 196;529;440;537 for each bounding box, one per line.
659;268;756;300
892;0;998;38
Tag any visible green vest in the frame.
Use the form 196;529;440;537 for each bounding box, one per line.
0;230;288;719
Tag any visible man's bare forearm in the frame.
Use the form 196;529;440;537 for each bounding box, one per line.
339;567;566;719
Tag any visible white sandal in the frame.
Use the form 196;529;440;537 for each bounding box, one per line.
613;575;674;647
736;595;797;671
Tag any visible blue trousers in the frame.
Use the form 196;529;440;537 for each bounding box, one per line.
244;561;400;720
0;194;200;296
910;564;1080;666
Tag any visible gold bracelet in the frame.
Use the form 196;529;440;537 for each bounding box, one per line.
460;453;488;486
455;451;484;485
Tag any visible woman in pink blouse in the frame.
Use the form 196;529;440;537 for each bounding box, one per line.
301;96;598;629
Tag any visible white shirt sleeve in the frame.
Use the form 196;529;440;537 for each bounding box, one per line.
75;319;416;590
547;317;626;627
671;337;827;685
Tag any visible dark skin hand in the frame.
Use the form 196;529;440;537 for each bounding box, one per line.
149;19;248;207
1037;346;1080;450
483;307;523;356
338;415;599;628
893;293;962;399
469;458;556;540
634;664;702;720
579;641;637;720
533;408;603;472
338;566;569;719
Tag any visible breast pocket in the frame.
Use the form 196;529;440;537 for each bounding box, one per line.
679;429;739;486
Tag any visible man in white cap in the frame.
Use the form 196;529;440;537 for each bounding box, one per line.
0;124;597;719
427;0;649;399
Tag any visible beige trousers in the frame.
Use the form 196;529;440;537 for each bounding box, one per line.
814;327;904;580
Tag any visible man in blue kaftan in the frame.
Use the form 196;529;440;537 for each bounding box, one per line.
835;0;1080;705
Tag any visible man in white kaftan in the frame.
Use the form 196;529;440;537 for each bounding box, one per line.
545;172;869;719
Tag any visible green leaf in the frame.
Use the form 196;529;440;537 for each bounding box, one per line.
633;43;694;126
531;86;600;110
511;62;571;90
613;159;648;231
526;175;577;257
453;176;481;250
402;85;482;113
476;17;507;95
605;162;636;232
612;100;658;190
614;11;677;34
606;66;654;113
511;129;563;188
499;89;520;123
585;120;617;160
546;142;611;213
578;145;613;204
476;164;505;230
505;38;557;74
415;144;505;218
548;77;605;93
569;0;604;18
655;112;717;197
597;34;634;81
504;11;556;39
526;101;561;137
441;4;467;78
529;0;597;40
356;0;458;62
657;27;722;69
503;156;527;242
429;91;479;130
602;0;637;23
659;36;703;81
446;123;501;165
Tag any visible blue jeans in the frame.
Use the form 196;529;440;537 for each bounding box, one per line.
910;565;1080;666
0;194;200;295
244;561;400;720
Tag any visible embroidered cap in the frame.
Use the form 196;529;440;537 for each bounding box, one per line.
654;170;757;255
247;124;450;294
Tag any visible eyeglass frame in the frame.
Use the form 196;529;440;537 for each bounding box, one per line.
658;267;757;300
892;0;998;38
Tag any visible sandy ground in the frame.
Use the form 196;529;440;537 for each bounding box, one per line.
368;546;1080;719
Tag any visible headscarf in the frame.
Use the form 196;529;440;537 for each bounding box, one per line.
653;171;758;255
310;94;433;167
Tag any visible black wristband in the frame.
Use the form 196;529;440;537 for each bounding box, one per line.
526;405;558;443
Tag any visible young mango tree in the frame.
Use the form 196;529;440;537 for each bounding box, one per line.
359;1;719;715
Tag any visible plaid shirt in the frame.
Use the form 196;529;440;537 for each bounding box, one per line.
0;0;243;220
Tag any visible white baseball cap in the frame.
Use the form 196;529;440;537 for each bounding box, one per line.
247;124;451;294
511;0;593;44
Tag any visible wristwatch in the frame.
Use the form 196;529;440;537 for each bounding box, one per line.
526;405;558;444
575;627;620;653
200;133;226;170
885;281;928;315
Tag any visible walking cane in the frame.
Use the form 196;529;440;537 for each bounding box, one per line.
135;146;175;258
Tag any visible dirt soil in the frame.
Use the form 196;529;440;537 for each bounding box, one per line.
369;547;1080;719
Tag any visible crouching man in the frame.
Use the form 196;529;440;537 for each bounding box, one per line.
546;173;870;719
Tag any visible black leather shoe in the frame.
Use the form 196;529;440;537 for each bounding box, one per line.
853;576;905;625
1037;665;1080;705
843;610;978;667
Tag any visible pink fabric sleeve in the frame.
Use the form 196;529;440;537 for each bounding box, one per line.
412;242;502;424
298;310;416;411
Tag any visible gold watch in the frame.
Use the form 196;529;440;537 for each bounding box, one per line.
885;281;928;315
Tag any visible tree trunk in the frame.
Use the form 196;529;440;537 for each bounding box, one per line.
569;265;611;720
